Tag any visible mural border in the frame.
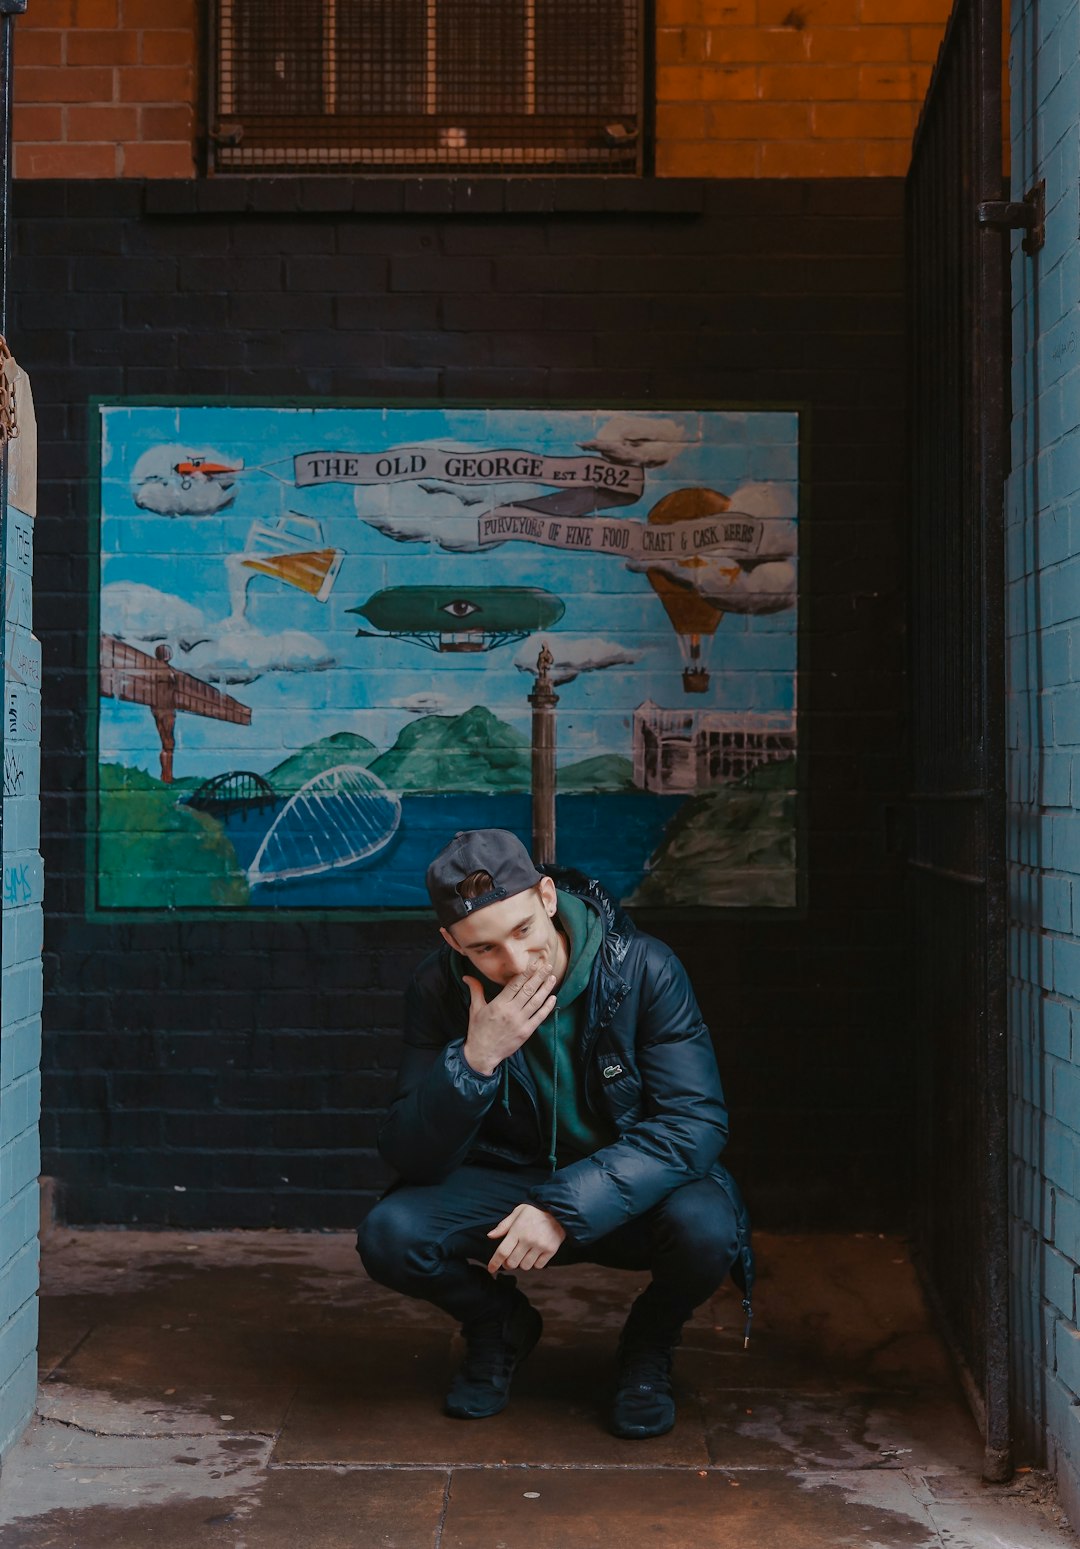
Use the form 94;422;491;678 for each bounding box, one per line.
84;395;809;925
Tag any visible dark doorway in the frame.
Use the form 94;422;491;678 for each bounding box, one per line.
906;0;1011;1482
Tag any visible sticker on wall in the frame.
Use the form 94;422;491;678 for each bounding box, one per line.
95;405;799;912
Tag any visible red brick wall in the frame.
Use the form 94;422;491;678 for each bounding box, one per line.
656;0;952;177
14;0;196;179
13;1;961;179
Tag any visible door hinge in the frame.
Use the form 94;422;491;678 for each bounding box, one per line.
977;180;1045;255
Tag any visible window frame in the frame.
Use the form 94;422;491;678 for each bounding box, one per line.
205;0;650;177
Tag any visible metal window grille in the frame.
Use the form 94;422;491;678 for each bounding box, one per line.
208;0;644;174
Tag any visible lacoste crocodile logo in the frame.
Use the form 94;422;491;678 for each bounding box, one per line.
602;1063;624;1080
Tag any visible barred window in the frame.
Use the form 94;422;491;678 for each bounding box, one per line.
209;0;644;175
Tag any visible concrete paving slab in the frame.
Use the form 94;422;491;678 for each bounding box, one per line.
439;1465;941;1549
0;1407;273;1528
45;1323;303;1435
36;1381;225;1438
801;1471;1079;1549
924;1491;1079;1546
35;1300;92;1378
275;1334;710;1467
702;1386;983;1473
6;1424;270;1476
37;1229;440;1333
6;1228;1074;1549
0;1461;447;1548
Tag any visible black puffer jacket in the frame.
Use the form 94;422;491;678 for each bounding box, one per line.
379;867;754;1298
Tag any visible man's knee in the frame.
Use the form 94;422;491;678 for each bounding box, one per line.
357;1192;419;1286
655;1178;739;1275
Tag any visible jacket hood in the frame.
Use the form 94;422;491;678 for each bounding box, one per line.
540;865;635;1039
540;865;635;972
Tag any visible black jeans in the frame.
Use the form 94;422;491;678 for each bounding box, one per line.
357;1164;740;1327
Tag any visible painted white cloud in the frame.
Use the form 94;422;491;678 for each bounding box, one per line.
183;629;333;686
102;582;213;650
514;635;642;686
729;482;798;559
634;556;796;616
356;476;489;552
393;691;454;715
132;445;244;516
579;415;686;468
730;480;797;520
101;582;333;683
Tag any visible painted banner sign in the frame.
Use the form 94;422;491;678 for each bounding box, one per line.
295;448;647;496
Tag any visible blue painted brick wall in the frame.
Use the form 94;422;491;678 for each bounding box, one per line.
1;417;43;1459
1008;0;1080;1516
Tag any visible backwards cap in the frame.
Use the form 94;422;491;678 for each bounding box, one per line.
425;829;544;927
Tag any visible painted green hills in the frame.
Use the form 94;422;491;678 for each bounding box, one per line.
365;708;635;794
97;763;248;909
628;757;797;909
558;754;634;791
370;706;530;792
268;732;378;794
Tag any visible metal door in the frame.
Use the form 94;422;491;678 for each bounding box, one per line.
906;0;1011;1482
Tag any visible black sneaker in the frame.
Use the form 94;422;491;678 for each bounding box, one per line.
445;1290;543;1420
610;1287;685;1439
610;1340;676;1439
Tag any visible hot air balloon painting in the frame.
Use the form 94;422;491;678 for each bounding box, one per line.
645;488;736;694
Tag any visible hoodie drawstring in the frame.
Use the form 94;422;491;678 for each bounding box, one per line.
547;1014;559;1173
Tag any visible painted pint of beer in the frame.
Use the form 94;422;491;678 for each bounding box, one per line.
241;514;344;603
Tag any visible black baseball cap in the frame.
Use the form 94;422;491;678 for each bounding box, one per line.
426;829;544;927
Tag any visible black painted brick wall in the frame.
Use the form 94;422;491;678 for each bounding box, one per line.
13;176;910;1231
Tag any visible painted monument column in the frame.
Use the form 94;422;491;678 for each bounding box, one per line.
529;643;558;867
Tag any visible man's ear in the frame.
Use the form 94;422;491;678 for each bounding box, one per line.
538;876;558;917
440;925;465;955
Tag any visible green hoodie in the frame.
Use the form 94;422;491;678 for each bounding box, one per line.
523;889;613;1170
449;888;614;1171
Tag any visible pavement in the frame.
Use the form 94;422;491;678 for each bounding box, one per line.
0;1227;1074;1548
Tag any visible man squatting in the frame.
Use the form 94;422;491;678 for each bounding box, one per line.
358;829;754;1439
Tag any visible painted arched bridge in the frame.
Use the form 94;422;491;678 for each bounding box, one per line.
185;770;277;818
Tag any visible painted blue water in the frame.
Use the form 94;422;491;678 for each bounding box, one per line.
221;792;686;909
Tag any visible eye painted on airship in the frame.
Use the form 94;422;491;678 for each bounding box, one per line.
441;599;482;618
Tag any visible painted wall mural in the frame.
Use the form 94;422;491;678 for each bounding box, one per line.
95;405;799;912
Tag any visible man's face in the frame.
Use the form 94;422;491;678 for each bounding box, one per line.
441;877;566;989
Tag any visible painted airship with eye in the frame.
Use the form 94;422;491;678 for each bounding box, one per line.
349;586;565;653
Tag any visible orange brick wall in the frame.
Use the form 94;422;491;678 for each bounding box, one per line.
655;0;954;177
13;1;958;180
14;0;196;179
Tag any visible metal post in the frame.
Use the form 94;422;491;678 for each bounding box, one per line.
528;644;558;867
972;0;1012;1486
906;0;1011;1485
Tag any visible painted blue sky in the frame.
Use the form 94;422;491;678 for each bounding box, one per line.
99;405;798;782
